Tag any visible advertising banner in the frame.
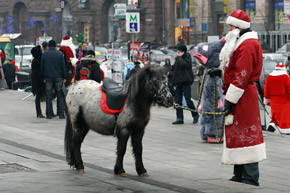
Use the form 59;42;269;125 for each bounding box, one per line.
128;42;150;62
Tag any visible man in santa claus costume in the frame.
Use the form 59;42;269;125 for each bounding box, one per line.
219;10;266;186
59;36;78;85
264;63;290;133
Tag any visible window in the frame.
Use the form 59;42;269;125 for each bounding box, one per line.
245;0;256;24
176;0;189;19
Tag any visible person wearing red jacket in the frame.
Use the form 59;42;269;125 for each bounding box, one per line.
219;10;266;186
264;63;290;133
59;36;78;85
0;48;5;80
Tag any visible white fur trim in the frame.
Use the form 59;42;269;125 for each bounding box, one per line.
225;114;234;125
60;37;76;58
235;31;258;50
222;141;266;164
264;98;270;106
226;16;250;29
71;58;78;66
269;70;288;76
225;84;244;104
269;122;290;134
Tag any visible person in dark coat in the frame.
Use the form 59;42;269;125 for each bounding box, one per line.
59;49;73;87
75;50;101;83
171;45;199;124
41;40;66;119
126;61;141;80
3;58;16;89
31;45;45;118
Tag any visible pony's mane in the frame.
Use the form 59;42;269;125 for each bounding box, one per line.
123;66;164;104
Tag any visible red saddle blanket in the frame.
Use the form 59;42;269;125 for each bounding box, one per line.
99;86;126;115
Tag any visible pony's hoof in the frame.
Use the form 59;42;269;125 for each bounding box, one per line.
119;173;127;177
139;173;149;177
79;169;85;174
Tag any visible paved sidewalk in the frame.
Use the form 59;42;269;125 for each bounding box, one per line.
0;90;289;193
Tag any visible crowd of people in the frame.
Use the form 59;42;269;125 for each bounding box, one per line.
1;9;290;187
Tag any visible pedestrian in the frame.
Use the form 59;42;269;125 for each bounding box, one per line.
42;41;49;51
164;58;171;71
41;40;66;119
3;58;16;89
171;45;199;124
0;48;6;89
11;60;19;72
126;61;141;80
123;60;134;81
264;63;290;133
59;36;78;85
285;56;290;75
76;41;88;61
75;50;101;83
219;10;266;186
31;45;45;118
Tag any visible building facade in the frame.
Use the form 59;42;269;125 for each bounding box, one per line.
0;0;289;51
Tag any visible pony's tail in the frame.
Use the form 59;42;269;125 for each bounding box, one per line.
65;113;75;167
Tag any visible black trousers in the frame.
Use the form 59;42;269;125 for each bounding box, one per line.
233;162;259;185
35;93;43;116
174;84;199;120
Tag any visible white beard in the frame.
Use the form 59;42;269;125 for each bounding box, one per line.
219;28;240;74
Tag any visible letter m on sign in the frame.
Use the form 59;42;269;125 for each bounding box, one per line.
130;15;137;22
126;12;140;33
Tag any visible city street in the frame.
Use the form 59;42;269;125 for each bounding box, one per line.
0;89;289;193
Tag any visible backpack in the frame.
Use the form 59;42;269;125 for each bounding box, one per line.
80;64;92;80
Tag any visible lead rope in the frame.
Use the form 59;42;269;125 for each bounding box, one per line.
174;69;227;143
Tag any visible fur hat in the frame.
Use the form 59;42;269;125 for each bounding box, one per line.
178;45;187;53
85;50;95;57
226;10;250;29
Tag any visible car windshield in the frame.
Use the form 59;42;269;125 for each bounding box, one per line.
271;54;285;59
95;46;107;54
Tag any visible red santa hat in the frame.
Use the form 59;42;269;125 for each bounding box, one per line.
102;59;107;63
275;63;286;71
226;10;250;29
63;35;70;40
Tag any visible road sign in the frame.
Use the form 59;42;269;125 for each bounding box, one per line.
126;12;140;33
189;17;196;28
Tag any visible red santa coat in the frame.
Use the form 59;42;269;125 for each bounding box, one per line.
222;31;266;164
0;50;5;79
264;70;290;133
59;46;74;62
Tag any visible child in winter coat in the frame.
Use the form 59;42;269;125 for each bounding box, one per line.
193;38;225;142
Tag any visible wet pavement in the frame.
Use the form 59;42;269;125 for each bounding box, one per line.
0;89;289;193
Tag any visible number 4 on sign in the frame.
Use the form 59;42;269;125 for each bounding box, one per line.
130;23;138;32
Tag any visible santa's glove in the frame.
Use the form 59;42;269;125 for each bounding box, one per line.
209;68;222;78
224;100;234;114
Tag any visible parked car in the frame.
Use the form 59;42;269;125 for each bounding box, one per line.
15;55;32;73
15;45;34;56
262;53;286;64
95;46;108;58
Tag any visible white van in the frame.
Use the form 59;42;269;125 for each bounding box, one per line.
14;45;34;70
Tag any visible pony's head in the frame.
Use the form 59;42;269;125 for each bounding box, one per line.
123;66;173;107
